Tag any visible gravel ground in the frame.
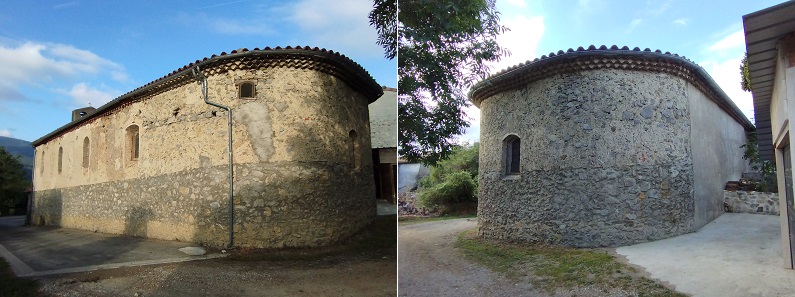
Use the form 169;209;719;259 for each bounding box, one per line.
398;218;542;296
398;218;672;297
36;252;396;297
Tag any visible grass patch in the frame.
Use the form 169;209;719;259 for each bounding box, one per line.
398;214;477;225
0;258;42;297
456;230;686;296
225;215;396;262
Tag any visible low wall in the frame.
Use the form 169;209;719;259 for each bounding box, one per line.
724;190;778;215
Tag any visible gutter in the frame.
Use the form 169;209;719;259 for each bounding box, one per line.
192;66;235;249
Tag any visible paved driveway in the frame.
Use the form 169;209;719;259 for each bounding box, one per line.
0;216;223;277
617;213;795;297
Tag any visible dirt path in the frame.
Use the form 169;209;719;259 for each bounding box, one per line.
37;254;396;297
398;218;541;296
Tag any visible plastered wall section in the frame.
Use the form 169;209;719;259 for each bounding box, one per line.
687;83;748;229
32;67;376;247
773;37;795;268
368;90;397;149
477;69;696;247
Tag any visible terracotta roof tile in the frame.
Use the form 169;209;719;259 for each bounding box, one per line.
469;45;754;131
33;46;383;146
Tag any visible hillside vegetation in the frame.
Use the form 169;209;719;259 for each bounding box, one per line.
0;136;33;181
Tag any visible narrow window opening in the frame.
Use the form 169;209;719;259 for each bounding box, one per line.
82;137;90;168
349;130;360;170
504;135;521;175
239;82;255;99
126;125;140;161
58;147;63;173
40;151;45;175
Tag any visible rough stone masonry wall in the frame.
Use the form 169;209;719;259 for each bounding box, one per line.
478;69;695;247
724;190;779;215
33;67;376;248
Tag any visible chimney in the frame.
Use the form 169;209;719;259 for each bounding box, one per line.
72;107;96;121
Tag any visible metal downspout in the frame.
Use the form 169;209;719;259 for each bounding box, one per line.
192;66;235;248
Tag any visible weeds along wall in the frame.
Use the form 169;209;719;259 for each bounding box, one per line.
470;46;753;247
31;48;382;248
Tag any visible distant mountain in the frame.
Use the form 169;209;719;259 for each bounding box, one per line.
0;136;34;181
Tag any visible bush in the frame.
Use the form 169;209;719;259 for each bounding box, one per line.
417;171;477;210
415;143;479;214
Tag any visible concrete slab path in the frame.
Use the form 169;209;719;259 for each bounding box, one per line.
0;216;224;277
617;213;795;297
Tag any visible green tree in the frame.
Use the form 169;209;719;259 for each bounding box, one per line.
417;143;479;214
0;147;30;215
740;52;751;92
739;56;776;192
420;142;479;188
369;0;397;60
393;0;507;165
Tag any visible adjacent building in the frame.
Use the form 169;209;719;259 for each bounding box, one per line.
370;87;398;204
743;1;795;268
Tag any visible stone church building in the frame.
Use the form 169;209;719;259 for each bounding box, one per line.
31;46;383;248
470;46;753;247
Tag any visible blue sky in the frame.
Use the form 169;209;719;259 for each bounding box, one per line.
459;0;787;142
0;0;395;142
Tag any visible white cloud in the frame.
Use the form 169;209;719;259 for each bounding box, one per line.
672;18;689;26
0;41;127;103
700;56;754;121
464;3;546;143
64;83;121;107
488;15;545;75
708;30;745;52
628;18;643;32
0;129;11;137
209;18;275;36
53;2;78;9
504;0;528;9
647;0;671;16
286;0;381;55
458;105;482;144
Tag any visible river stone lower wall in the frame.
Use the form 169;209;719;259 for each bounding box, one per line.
478;163;694;247
724;190;779;215
32;162;375;248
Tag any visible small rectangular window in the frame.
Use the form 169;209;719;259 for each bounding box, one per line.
239;82;255;98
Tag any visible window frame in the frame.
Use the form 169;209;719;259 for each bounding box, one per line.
237;81;256;99
503;135;521;175
58;147;63;173
349;130;360;171
126;125;140;162
82;137;90;168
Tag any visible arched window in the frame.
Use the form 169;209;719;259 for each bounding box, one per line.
504;135;520;175
349;130;360;170
82;137;90;168
239;82;255;99
126;125;140;161
58;147;63;173
40;150;45;175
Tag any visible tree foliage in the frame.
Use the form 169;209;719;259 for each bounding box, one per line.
369;0;397;60
740;52;751;92
741;131;777;192
395;0;507;165
417;143;479;212
419;142;479;188
0;147;30;215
